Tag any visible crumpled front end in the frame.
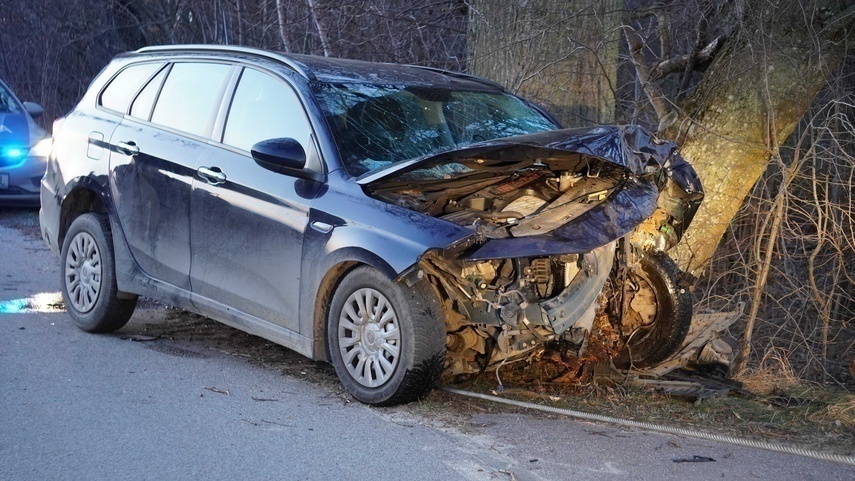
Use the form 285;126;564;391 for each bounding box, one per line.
368;125;703;374
420;241;615;375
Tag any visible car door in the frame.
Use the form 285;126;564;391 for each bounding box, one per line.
109;61;235;290
189;66;321;331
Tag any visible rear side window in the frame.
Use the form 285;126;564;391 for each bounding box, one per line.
151;63;232;138
222;68;313;152
100;63;163;113
130;67;169;121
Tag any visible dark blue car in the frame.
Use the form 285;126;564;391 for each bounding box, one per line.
40;45;703;405
0;78;49;205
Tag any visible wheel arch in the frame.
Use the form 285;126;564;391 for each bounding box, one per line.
58;182;110;248
309;247;401;362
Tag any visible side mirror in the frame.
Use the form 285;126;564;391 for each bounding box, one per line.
22;101;43;119
251;138;323;182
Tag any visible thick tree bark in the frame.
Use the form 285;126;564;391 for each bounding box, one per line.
468;0;621;127
666;1;854;275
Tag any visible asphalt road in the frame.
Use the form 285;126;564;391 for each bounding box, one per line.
1;208;852;481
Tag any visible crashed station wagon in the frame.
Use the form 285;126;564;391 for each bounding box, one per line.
40;45;703;405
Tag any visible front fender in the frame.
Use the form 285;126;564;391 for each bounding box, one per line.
298;197;474;358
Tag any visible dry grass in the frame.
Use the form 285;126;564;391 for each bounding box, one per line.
811;395;855;429
735;347;802;396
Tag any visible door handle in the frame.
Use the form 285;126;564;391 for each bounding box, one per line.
311;221;333;234
116;141;139;156
197;166;227;185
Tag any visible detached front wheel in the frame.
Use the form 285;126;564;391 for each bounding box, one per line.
327;266;445;406
612;250;692;369
60;213;137;333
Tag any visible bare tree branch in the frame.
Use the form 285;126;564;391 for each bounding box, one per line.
622;25;676;131
650;35;723;80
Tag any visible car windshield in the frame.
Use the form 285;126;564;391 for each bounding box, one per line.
0;83;22;114
312;83;558;177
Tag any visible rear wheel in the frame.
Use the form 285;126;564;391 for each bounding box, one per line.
60;213;137;333
612;251;691;369
327;266;445;406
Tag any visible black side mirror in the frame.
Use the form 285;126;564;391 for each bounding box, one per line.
23;101;43;119
251;138;323;182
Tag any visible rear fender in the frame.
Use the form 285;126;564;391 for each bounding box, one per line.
57;177;111;247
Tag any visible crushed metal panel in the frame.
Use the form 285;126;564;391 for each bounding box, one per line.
628;303;745;377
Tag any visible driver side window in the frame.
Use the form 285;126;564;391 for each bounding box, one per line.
222;68;313;154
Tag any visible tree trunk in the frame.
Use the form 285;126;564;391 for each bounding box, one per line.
667;1;854;275
307;0;333;57
275;0;291;52
468;0;621;127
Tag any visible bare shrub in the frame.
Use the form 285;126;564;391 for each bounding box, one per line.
696;61;855;384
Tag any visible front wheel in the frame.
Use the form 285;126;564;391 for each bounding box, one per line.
327;266;445;406
612;250;692;369
60;213;137;333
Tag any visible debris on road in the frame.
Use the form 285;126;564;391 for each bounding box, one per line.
673;455;716;463
203;386;230;395
121;334;159;342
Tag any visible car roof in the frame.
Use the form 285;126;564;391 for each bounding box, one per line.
134;45;503;91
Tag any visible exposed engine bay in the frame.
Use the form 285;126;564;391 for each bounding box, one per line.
373;156;626;241
364;126;704;375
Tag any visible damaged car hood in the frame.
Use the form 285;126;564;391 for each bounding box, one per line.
364;125;703;261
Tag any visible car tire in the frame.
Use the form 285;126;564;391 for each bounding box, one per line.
60;213;137;333
613;250;692;369
327;266;445;406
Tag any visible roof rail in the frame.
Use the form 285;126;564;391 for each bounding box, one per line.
135;44;314;80
406;65;504;91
